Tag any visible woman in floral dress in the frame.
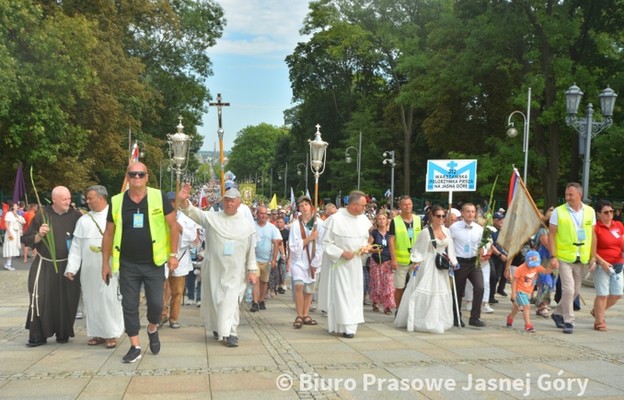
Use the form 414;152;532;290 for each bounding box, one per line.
368;212;395;314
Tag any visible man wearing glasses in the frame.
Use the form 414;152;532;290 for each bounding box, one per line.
102;163;180;363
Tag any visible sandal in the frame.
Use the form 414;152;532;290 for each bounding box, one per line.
594;321;607;331
302;315;318;325
105;339;117;349
372;304;379;312
384;308;393;315
293;316;303;329
88;337;106;346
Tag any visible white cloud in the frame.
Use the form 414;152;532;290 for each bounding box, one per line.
212;0;310;56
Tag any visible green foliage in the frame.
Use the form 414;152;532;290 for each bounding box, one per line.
0;0;225;197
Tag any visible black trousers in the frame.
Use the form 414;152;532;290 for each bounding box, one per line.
452;258;484;320
119;259;165;337
490;256;505;299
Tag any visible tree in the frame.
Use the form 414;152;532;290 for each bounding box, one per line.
227;124;290;197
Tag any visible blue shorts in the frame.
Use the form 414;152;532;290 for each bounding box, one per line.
516;291;531;306
594;264;624;296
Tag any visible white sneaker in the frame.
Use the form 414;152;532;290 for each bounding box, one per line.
463;301;472;311
4;264;15;271
185;299;194;305
482;303;494;313
196;301;201;307
76;312;83;320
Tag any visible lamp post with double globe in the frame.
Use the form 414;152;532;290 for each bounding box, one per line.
564;84;617;202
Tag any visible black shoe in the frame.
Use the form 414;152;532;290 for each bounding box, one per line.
147;328;160;355
342;333;355;339
250;302;259;312
277;287;286;294
489;298;499;304
226;335;239;347
551;313;565;329
27;339;47;347
122;346;142;363
468;318;486;327
497;289;508;297
453;320;465;328
56;337;69;344
258;301;266;310
213;331;219;340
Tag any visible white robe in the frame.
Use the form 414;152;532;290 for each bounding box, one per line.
3;211;25;258
66;206;124;338
184;204;256;338
320;208;372;334
289;218;324;284
165;212;201;278
394;226;457;333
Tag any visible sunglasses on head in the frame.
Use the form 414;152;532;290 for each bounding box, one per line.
127;171;147;178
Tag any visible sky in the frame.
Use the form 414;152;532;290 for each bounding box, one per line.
198;0;311;152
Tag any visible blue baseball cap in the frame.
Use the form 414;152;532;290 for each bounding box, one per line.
526;250;541;268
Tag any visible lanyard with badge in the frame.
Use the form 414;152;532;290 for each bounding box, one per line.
568;208;586;245
133;207;144;229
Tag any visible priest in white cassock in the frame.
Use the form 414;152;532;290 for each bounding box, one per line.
320;191;372;338
66;185;124;348
177;183;257;348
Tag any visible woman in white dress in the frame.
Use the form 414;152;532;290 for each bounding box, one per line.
395;205;457;333
3;203;26;271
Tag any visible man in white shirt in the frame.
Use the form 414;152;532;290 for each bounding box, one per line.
449;203;486;328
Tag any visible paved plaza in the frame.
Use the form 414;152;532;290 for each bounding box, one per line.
1;257;624;400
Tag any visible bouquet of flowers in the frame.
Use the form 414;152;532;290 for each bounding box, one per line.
478;175;499;257
333;244;376;269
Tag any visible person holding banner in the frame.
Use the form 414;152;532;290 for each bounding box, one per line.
548;182;596;334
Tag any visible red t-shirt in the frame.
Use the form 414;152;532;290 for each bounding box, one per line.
595;220;624;265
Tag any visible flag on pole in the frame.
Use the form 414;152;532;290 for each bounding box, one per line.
268;194;278;210
497;168;543;263
290;187;296;209
12;162;27;205
198;186;209;209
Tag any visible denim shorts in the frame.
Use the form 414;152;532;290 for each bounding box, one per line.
594;264;624;296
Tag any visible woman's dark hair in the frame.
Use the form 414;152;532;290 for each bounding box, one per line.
430;204;445;216
594;199;612;213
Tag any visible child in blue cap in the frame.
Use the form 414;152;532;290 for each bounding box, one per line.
506;250;556;332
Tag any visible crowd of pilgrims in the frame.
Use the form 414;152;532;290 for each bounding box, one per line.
3;183;622;360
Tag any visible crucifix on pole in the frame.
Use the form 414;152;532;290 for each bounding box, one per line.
209;93;230;196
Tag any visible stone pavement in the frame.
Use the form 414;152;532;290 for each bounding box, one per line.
1;256;624;399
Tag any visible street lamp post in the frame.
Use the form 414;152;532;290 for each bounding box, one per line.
309;124;328;210
344;131;362;190
167;116;192;208
506;87;532;183
565;83;617;202
383;150;396;210
284;162;288;199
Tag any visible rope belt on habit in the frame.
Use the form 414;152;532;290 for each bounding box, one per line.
38;256;68;262
29;256;69;321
